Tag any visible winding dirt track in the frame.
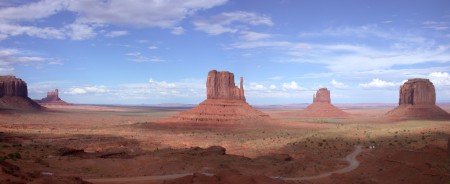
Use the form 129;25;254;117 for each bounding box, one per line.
281;145;363;181
84;145;364;183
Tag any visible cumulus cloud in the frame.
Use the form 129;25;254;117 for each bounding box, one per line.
331;79;348;89
65;23;97;40
281;81;304;91
359;78;396;88
429;72;450;86
149;78;176;88
65;85;109;95
248;82;266;90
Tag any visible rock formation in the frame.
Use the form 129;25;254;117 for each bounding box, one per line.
163;70;269;123
35;89;70;105
207;70;245;101
386;78;449;119
313;88;331;103
301;88;348;117
0;76;42;110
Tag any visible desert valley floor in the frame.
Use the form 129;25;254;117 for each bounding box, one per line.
1;104;449;184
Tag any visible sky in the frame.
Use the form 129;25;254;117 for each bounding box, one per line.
1;0;450;105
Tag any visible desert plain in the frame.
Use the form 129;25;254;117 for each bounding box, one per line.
1;103;449;184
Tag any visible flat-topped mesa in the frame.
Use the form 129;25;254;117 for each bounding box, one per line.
313;88;331;103
0;76;42;110
0;76;28;97
206;70;245;101
386;78;449;119
399;78;435;105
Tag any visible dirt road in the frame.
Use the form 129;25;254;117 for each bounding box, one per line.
85;145;364;183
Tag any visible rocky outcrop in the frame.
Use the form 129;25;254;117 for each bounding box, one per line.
35;89;70;105
0;76;42;110
302;88;348;117
313;88;331;103
399;78;435;105
162;70;269;123
207;70;245;101
0;76;28;97
386;78;449;119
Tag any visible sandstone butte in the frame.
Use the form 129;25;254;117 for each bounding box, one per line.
301;88;348;117
386;78;450;119
167;70;269;123
35;89;70;105
0;76;42;110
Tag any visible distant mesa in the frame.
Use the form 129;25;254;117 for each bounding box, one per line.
301;88;348;117
163;70;269;123
386;78;450;119
35;89;70;105
0;76;42;110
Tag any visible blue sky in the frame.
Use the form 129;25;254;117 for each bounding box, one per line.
1;0;450;105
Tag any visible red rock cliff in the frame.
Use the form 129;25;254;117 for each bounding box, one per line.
313;88;331;103
206;70;245;101
399;78;435;105
0;76;28;97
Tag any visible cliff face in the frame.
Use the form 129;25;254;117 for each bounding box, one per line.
0;76;28;97
313;88;331;103
386;78;449;119
206;70;245;101
399;78;435;105
0;76;42;110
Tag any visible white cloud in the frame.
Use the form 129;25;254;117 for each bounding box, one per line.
269;84;277;90
68;0;227;28
148;46;159;50
171;26;185;35
281;81;304;91
0;23;66;40
248;82;266;90
359;78;396;88
429;72;450;86
240;31;271;41
0;0;69;22
149;78;176;88
65;23;97;40
126;52;164;62
105;30;128;37
0;0;227;40
0;67;14;75
193;21;237;35
331;79;348;89
423;21;449;31
0;48;48;66
193;11;273;36
66;85;109;95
